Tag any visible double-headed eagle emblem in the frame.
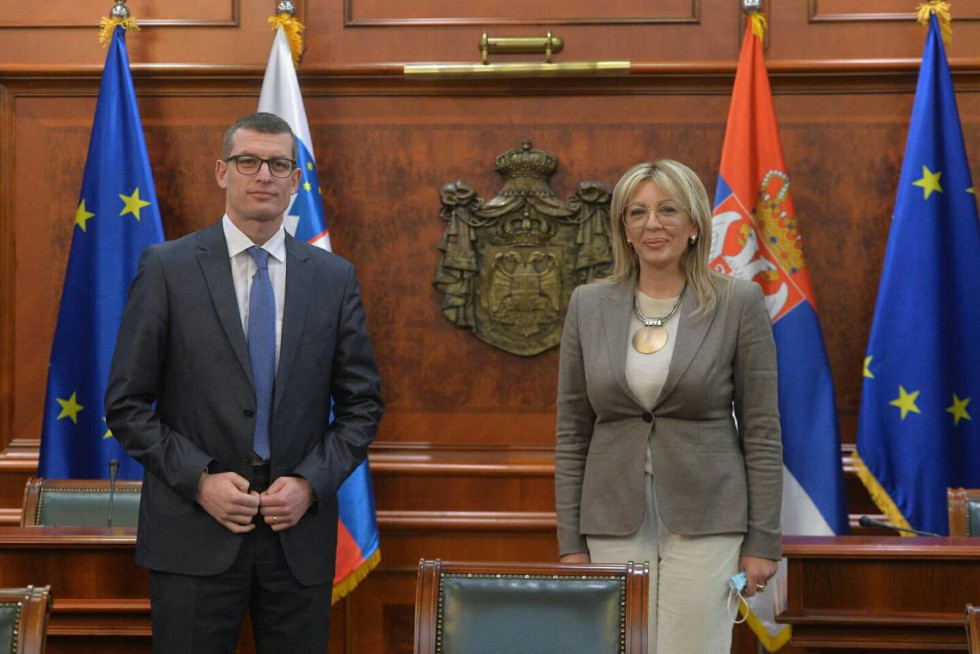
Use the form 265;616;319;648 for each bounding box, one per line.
433;140;613;356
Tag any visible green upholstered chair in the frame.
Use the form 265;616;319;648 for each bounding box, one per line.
948;488;980;537
0;586;52;654
20;477;141;528
414;559;648;654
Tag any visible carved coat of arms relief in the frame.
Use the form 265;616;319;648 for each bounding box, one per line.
433;140;613;356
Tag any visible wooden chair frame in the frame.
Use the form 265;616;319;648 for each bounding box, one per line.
414;559;649;654
947;487;980;537
967;604;980;654
0;586;52;654
20;477;142;527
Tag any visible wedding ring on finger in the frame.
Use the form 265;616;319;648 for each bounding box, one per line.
755;583;767;592
272;515;279;525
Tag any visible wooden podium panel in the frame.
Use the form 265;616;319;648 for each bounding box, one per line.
780;536;980;651
0;527;149;653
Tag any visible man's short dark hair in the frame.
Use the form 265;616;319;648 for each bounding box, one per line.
223;112;297;160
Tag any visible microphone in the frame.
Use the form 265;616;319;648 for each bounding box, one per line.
858;515;940;537
107;459;120;528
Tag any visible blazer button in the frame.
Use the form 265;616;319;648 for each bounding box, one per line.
641;412;653;423
244;409;255;417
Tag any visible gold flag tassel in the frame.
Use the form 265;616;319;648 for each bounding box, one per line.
916;0;953;44
99;1;139;48
268;8;306;66
749;12;768;41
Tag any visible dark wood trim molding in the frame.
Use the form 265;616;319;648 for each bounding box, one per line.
0;1;241;29
808;0;980;23
343;0;699;28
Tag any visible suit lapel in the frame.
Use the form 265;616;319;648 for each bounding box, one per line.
600;279;643;406
656;284;715;406
273;235;312;412
196;223;254;388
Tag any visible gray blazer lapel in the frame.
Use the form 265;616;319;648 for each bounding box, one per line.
196;223;254;388
600;278;642;406
273;235;312;412
656;284;715;406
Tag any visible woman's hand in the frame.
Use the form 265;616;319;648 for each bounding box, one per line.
739;555;778;597
560;552;591;564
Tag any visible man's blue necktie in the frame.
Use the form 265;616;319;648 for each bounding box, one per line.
247;246;275;461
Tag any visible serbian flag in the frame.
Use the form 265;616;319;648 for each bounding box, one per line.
259;18;381;603
710;13;848;651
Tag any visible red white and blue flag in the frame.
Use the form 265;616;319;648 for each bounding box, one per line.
259;24;381;602
710;14;848;651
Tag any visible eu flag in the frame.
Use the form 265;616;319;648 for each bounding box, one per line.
855;14;980;535
38;27;164;481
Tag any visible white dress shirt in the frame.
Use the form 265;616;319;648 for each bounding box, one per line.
222;214;286;368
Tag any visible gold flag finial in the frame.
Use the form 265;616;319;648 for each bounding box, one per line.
268;1;305;66
742;1;767;40
99;0;139;47
916;1;953;44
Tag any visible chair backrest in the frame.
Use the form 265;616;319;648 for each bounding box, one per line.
0;586;52;654
414;559;648;654
20;477;141;528
967;604;980;654
947;488;980;537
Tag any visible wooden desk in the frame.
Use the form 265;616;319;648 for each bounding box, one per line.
0;527;336;654
779;536;980;651
0;527;149;653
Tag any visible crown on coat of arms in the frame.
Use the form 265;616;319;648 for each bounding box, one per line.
495;139;558;181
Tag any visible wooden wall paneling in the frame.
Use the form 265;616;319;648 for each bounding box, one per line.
1;18;979;646
0;79;14;499
344;0;699;26
0;0;240;28
809;0;980;23
4;1;980;68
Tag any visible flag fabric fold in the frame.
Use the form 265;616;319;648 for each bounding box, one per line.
855;14;980;536
710;16;849;651
38;27;164;481
259;25;381;603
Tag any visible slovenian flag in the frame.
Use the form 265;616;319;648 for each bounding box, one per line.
259;22;381;603
710;13;849;651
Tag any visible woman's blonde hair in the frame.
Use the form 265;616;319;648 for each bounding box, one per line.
607;159;721;315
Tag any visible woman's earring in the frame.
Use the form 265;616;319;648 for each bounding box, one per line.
689;236;697;245
626;239;633;246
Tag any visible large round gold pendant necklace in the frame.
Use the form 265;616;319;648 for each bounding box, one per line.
631;282;686;354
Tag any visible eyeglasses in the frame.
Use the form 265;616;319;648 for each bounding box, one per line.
225;155;297;178
622;202;687;229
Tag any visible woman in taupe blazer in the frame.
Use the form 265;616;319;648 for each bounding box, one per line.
555;160;782;653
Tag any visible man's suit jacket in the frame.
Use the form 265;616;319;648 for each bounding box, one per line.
106;221;384;586
555;275;782;561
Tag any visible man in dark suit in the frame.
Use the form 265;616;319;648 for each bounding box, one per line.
106;112;384;653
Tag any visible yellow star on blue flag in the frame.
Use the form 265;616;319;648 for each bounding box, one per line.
912;165;943;199
56;392;84;424
947;395;971;426
120;187;151;220
75;200;95;232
